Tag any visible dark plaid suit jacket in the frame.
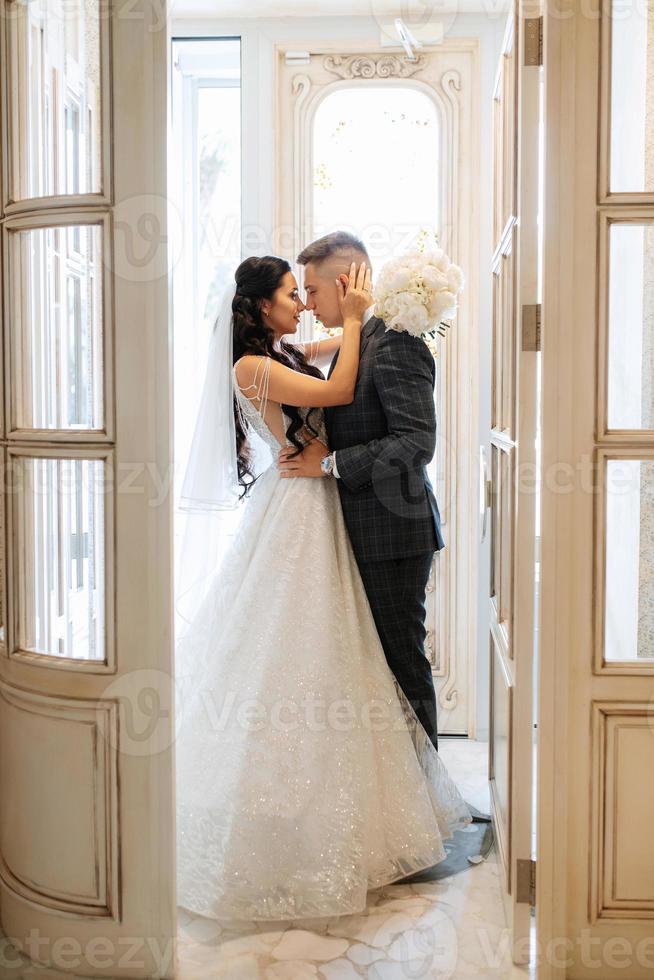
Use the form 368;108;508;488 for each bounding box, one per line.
324;315;445;563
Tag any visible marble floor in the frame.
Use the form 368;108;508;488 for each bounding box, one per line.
177;738;536;980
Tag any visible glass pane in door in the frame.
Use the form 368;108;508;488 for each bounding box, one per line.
12;456;106;661
607;222;654;430
609;2;654;193
7;223;104;432
604;458;654;662
7;0;102;201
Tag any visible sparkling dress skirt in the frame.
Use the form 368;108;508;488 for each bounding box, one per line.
175;450;472;922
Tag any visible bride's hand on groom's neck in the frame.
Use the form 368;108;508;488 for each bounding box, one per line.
337;262;373;324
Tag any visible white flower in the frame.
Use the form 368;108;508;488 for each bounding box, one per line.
446;265;464;292
422;266;448;291
385;266;414;292
373;246;464;343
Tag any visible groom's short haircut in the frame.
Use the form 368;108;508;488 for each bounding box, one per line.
297;231;371;274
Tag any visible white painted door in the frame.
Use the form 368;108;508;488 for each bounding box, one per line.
276;38;480;735
0;2;175;976
487;1;541;965
538;2;654;976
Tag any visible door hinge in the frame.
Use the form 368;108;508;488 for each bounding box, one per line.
516;858;536;905
522;303;541;351
524;16;543;67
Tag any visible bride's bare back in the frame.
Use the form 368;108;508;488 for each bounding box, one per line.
233;355;289;449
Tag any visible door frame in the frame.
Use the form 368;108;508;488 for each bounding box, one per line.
274;36;481;737
537;0;586;966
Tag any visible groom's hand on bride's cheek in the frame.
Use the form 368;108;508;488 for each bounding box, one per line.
278;439;329;478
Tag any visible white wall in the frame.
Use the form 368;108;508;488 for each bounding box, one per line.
172;10;506;741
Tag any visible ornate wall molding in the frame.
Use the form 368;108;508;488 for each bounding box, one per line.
291;73;313;256
323;54;427;80
425;562;439;670
440;70;462;259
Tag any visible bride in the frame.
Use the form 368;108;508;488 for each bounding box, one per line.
174;254;472;922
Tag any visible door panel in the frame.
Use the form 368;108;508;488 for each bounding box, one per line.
0;683;119;916
0;2;175;976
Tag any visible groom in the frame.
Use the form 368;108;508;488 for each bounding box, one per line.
278;231;445;752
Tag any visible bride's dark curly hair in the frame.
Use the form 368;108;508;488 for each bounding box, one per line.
231;255;324;498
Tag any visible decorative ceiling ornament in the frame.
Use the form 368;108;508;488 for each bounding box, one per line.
322;54;427;80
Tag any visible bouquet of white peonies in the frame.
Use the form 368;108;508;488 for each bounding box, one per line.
373;246;464;352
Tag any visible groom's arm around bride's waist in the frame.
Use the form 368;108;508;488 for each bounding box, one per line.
334;329;436;493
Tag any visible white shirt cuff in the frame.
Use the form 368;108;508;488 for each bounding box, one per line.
332;452;340;479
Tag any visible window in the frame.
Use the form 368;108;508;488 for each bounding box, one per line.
311;83;445;511
312;86;440;259
171;38;243;625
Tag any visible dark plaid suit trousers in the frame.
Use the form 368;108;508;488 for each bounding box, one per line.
324;317;444;750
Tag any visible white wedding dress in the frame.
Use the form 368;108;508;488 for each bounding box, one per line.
175;362;472;922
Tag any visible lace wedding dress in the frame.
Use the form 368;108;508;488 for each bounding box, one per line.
175;359;472;922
